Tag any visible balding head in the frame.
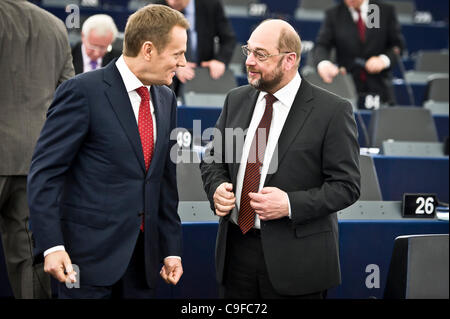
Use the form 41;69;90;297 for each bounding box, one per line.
245;19;302;93
251;19;302;68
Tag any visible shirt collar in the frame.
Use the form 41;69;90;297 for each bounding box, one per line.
348;0;369;15
115;55;150;93
257;72;302;109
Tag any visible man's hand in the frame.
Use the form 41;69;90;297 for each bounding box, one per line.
176;62;197;83
317;60;340;83
249;187;289;221
44;250;77;283
365;56;387;74
201;60;226;79
213;182;236;217
160;257;183;285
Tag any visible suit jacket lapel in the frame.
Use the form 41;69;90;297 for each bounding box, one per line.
231;88;260;185
103;62;146;173
265;80;314;185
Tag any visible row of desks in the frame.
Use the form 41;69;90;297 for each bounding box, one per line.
0;202;448;299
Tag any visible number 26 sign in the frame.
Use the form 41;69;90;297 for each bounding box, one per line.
402;194;437;218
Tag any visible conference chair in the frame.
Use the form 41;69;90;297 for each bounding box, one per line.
416;50;449;74
384;234;449;299
176;150;208;202
385;0;416;24
294;0;335;21
425;75;449;103
359;155;383;201
423;74;449;115
368;107;439;148
405;50;449;84
423;100;449;115
183;67;237;107
302;70;358;110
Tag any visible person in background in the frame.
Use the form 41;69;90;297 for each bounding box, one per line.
72;14;121;74
156;0;236;97
0;0;74;299
314;0;405;106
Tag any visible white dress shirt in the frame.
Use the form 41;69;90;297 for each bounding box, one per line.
81;43;103;72
230;72;302;229
115;55;157;141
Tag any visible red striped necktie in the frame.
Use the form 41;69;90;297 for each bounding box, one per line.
238;93;277;234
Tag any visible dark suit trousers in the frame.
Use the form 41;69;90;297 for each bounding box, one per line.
0;176;51;299
57;232;154;299
223;222;326;299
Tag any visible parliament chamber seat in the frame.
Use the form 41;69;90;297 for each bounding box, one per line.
384;234;449;299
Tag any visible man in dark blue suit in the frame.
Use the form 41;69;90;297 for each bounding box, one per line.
27;5;189;298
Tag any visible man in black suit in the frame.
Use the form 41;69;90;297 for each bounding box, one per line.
72;14;121;75
200;19;360;298
314;0;405;106
156;0;236;96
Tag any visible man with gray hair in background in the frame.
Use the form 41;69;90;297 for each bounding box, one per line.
72;14;121;74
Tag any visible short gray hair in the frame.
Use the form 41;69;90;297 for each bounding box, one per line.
82;14;118;41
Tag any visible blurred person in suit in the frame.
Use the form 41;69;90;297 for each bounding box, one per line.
156;0;236;97
72;14;121;74
0;0;75;298
27;4;187;299
200;19;360;299
314;0;405;106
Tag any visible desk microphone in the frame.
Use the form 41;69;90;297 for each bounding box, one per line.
393;46;416;106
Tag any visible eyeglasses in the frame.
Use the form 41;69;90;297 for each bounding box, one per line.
85;42;112;53
241;45;291;62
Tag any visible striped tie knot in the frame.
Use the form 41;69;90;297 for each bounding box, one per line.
264;93;277;106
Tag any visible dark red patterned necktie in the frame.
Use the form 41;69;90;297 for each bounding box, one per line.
356;9;366;42
136;86;154;231
238;94;277;234
136;86;154;171
356;8;367;82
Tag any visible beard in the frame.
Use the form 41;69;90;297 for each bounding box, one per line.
247;59;284;92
